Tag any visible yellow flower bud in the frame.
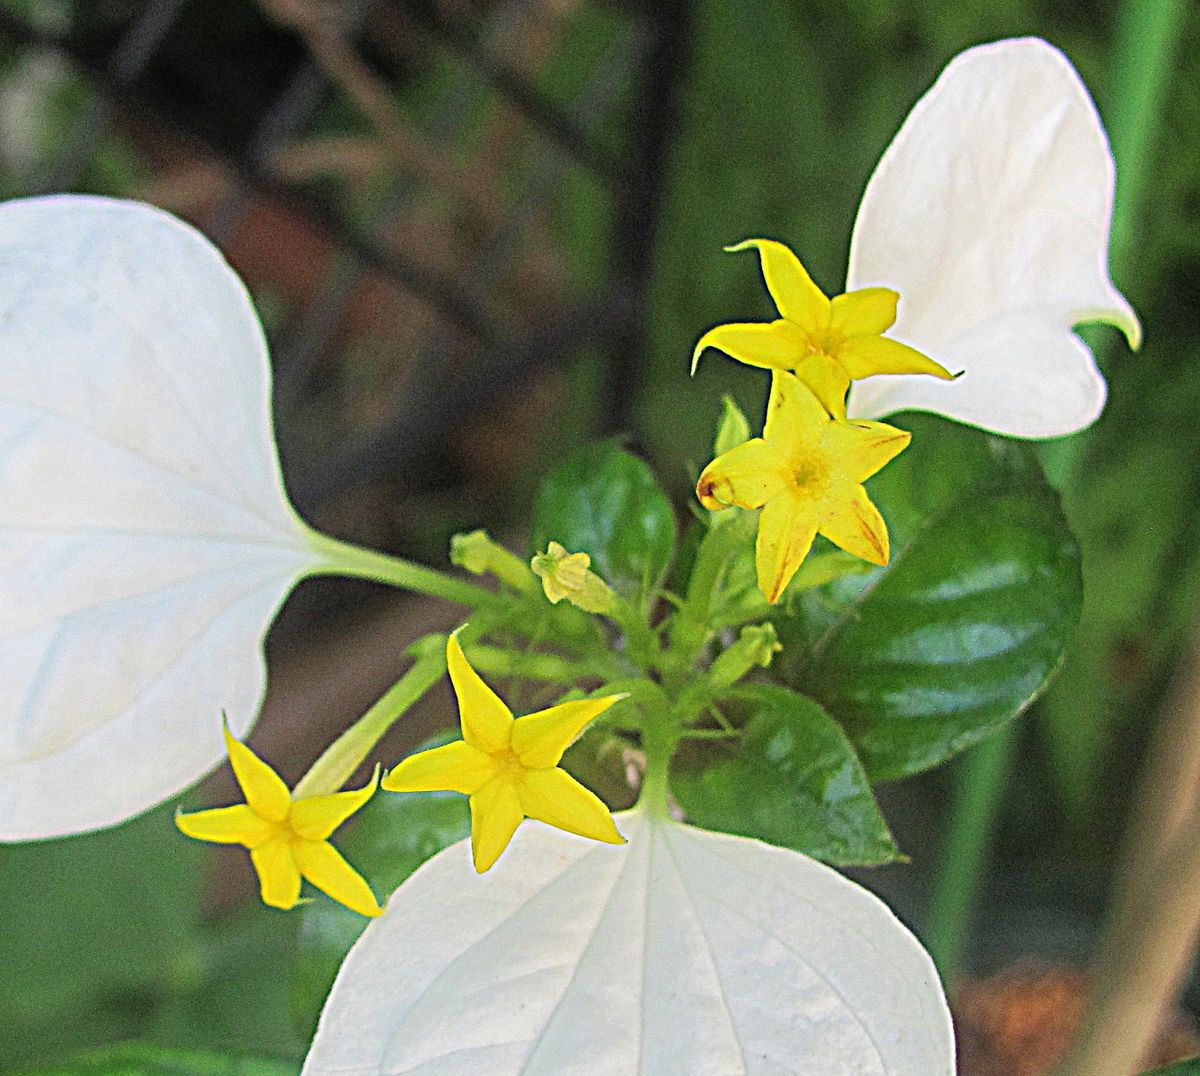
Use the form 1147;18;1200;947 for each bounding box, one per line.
531;542;616;615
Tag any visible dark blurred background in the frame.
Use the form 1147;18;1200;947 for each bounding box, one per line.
0;1;1197;1071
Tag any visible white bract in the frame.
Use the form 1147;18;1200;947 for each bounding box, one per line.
304;811;955;1075
846;37;1140;438
0;195;324;839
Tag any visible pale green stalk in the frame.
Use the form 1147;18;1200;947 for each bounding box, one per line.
464;642;588;684
924;727;1017;981
294;651;447;798
306;530;493;607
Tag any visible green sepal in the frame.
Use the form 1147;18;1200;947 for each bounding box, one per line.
713;394;752;456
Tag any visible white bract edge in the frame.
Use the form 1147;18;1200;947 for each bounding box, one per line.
0;195;324;839
305;811;955;1075
846;37;1140;438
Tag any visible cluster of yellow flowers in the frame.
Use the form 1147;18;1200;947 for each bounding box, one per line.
176;633;626;914
177;236;958;918
693;238;952;603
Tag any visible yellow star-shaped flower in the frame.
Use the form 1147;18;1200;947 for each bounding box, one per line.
692;238;953;419
697;372;910;603
176;724;382;917
383;633;626;872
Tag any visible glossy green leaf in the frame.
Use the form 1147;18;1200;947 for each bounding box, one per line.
784;416;1082;780
291;767;470;1037
671;685;899;865
11;1042;295;1075
531;439;676;600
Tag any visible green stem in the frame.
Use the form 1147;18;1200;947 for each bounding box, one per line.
638;718;681;818
465;642;592;684
293;651;447;798
1106;0;1188;275
666;516;750;686
305;530;494;607
925;724;1018;984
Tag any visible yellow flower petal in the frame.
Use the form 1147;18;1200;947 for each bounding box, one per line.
825;420;912;484
468;778;524;873
223;723;291;824
175;804;276;847
756;491;819;604
517;768;624;845
691;319;808;375
290;771;379;841
792;353;853;420
763;372;828;449
447;632;513;755
819;486;892;566
838;335;953;381
538;553;590;603
292;838;382;917
250;835;302;910
829;287;898;336
511;695;626;769
381;739;496;796
696;438;788;511
724;238;830;329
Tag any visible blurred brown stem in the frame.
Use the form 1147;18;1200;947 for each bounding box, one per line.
260;0;501;229
1053;628;1200;1075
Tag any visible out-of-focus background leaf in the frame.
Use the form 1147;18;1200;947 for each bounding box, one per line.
0;0;1197;1071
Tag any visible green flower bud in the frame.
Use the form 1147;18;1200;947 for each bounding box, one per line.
713;395;752;457
708;623;782;690
450;530;537;594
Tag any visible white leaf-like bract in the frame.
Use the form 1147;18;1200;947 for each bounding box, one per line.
846;37;1140;438
304;811;955;1075
0;195;323;839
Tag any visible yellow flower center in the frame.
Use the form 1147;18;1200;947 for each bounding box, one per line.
494;748;527;780
804;327;843;358
790;455;829;499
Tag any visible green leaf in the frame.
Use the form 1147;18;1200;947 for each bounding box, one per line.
531;439;676;601
290;762;470;1038
784;416;1082;780
1140;1060;1200;1075
10;1041;295;1075
670;684;899;865
154;906;304;1063
0;805;204;1068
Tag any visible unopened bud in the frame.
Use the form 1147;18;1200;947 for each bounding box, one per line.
450;530;537;594
708;623;782;690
